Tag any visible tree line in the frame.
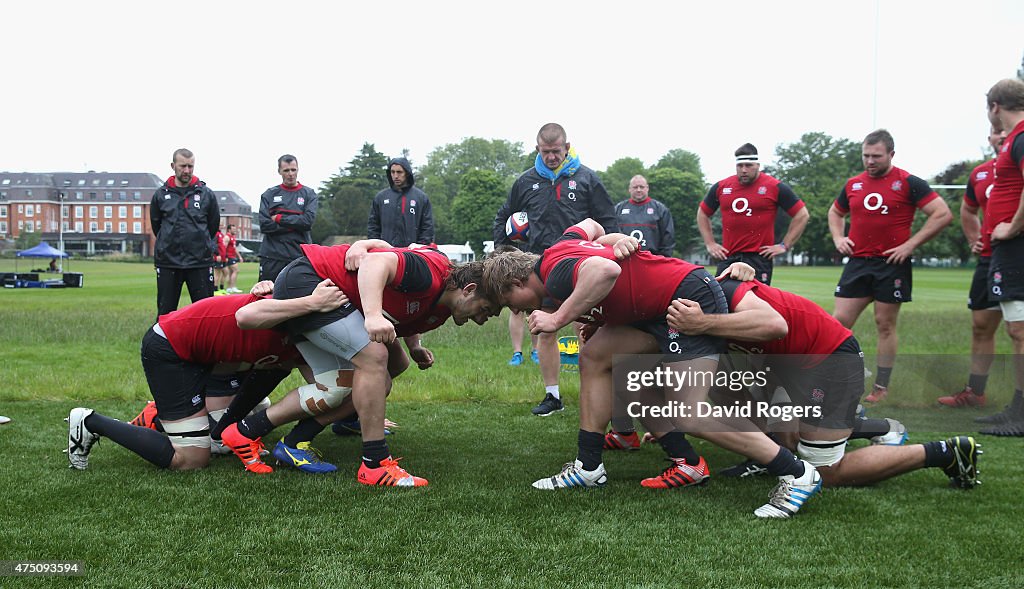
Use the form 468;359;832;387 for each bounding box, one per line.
312;133;995;264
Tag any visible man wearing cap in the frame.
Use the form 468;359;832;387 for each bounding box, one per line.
828;129;952;404
697;143;809;285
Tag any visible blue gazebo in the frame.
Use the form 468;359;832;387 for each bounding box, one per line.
15;241;70;272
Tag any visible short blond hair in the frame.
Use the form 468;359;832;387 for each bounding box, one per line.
482;250;539;303
987;78;1024;112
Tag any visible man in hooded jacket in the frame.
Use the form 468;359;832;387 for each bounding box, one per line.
368;157;434;247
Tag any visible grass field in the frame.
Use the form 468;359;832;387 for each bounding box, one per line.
1;260;1022;588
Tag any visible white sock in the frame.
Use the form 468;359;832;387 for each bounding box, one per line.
545;385;560;400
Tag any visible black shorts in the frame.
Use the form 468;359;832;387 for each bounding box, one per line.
259;257;292;283
214;261;226;269
835;257;912;303
205;372;244;398
226;257;240;267
969;257;1000;310
989;235;1024;302
140;329;209;421
273;256;357;336
717;252;773;285
774;337;864;430
631;269;727;359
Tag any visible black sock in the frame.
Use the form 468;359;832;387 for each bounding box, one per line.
657;431;700;465
283;417;328;447
850;417;891;439
84;412;175;468
875;367;893;388
765;446;806;478
923;440;952;469
361;439;389;468
236;410;274;439
967;374;988;395
211;369;289;440
577;430;605;471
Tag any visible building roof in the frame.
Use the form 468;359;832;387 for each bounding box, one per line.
0;171;163;202
214;191;252;215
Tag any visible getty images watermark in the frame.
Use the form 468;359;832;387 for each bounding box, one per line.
611;355;834;433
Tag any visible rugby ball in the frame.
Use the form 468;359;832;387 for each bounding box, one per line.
505;212;529;242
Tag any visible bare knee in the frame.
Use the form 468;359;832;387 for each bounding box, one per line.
168;446;211;471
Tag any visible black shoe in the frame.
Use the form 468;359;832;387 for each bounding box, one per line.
331;419;361;436
718;458;769;478
979;418;1024;437
975;395;1023;424
532;393;564;416
941;436;982;489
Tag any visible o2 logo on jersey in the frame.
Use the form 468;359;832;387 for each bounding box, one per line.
576;240;605;250
863;192;889;215
986;184;994;199
731;197;752;217
253;354;281;368
629;229;647;247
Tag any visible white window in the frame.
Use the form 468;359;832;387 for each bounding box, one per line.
25;190;32;196
133;191;141;200
133;222;142;234
62;221;70;231
35;220;41;230
103;206;112;219
0;206;6;218
118;222;127;233
89;206;97;218
25;204;33;217
75;191;83;199
25;222;33;233
0;221;6;234
62;207;69;218
1;179;9;185
106;179;114;186
77;179;85;186
18;220;24;230
74;222;83;233
118;206;127;218
89;222;98;233
133;205;142;218
18;204;23;213
104;192;112;200
75;206;83;218
121;179;129;186
103;222;112;233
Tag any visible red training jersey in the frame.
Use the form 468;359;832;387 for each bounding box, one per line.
834;166;939;258
301;244;453;336
158;294;299;366
539;228;703;325
963;159;997;257
983;119;1024;240
700;173;804;253
720;280;853;368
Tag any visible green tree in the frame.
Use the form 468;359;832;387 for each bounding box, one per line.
764;132;863;263
15;230;42;251
654;148;704;182
417;137;530;243
598;157;645;202
920;159;987;264
449;169;507;255
645;167;706;256
312;142;388;243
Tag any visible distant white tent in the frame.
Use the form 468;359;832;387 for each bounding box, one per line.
437;242;475;263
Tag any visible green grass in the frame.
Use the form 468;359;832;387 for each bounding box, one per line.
1;261;1022;588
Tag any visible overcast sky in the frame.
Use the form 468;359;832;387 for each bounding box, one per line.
3;1;1022;208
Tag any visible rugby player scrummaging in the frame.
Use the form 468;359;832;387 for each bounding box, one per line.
66;281;345;472
665;275;981;490
483;219;822;518
225;240;495;486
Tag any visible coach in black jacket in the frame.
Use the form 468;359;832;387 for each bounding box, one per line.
150;148;220;317
258;154;319;282
368;157;434;247
490;123;618;418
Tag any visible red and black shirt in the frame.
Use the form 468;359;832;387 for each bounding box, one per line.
984;119;1024;241
700;173;804;253
963;159;997;256
158;294;298;366
301;244;453;336
538;228;703;325
834;167;939;258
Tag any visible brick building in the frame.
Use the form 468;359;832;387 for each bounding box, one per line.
0;172;252;256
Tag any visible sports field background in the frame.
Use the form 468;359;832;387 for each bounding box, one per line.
0;260;1021;588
